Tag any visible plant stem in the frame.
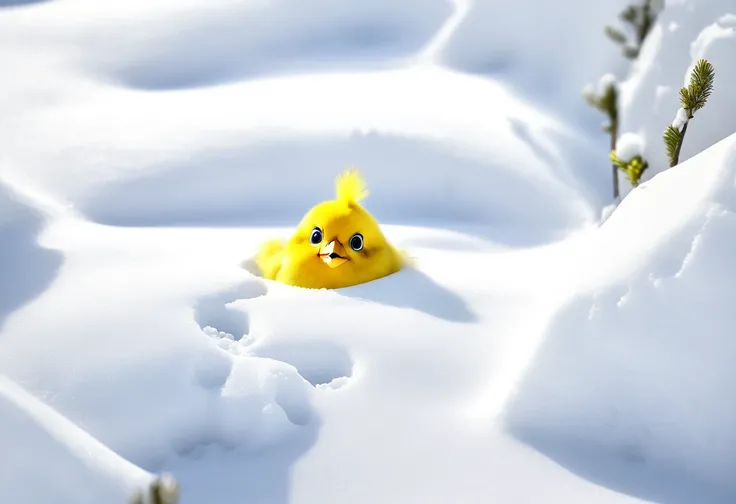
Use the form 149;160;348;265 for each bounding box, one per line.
610;117;620;199
670;120;688;167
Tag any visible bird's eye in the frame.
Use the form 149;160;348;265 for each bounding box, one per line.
349;233;364;251
310;227;323;245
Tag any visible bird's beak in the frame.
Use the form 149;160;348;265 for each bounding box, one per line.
319;240;348;268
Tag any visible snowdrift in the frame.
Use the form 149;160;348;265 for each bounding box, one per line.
439;0;632;121
0;375;152;504
505;132;736;503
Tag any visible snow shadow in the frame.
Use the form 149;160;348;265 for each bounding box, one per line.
192;279;354;387
255;338;354;388
508;432;736;504
161;416;320;504
0;185;62;334
0;0;49;6
193;281;268;341
0;378;142;504
79;132;583;248
109;20;410;91
243;253;474;322
89;1;448;91
504;286;736;504
507;116;610;212
339;266;476;323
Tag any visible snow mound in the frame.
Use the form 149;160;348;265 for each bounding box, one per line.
0;0;450;90
619;0;736;189
0;375;151;504
616;131;645;161
504;132;736;504
439;0;631;120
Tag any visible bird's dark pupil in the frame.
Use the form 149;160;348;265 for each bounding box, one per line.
351;236;361;249
311;230;321;243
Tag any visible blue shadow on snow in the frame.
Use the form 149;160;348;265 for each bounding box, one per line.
510;431;736;504
338;266;477;323
504;296;736;504
79;132;578;249
155;422;320;504
0;185;62;334
0;0;49;6
243;256;476;324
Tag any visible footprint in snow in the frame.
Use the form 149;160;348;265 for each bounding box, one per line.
193;280;267;343
192;279;354;389
256;339;354;390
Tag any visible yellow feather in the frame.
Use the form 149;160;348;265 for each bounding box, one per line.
255;238;286;279
335;167;369;203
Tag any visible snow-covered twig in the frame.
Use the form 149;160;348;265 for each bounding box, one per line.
663;59;715;167
604;0;660;60
610;132;649;186
583;74;620;198
130;474;180;504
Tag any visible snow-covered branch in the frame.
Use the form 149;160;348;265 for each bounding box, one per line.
583;74;621;198
663;59;716;167
129;474;180;504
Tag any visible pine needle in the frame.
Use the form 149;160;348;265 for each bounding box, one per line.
604;25;627;45
663;125;681;166
664;58;715;167
682;59;715;114
610;151;649;187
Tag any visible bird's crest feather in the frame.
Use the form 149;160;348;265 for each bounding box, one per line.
335;167;369;203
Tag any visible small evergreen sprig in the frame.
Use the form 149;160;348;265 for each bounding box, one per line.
663;58;715;167
584;79;620;198
130;474;180;504
591;0;660;202
610;150;649;187
605;0;657;59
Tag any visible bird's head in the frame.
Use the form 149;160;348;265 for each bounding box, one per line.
287;168;402;288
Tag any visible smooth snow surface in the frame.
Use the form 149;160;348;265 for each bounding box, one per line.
1;1;735;503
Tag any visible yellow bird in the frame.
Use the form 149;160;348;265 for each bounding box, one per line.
255;168;404;289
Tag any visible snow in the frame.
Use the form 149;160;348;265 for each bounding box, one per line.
616;132;645;161
438;0;631;123
672;106;689;131
1;1;735;504
582;73;619;110
504;133;736;503
598;73;619;97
